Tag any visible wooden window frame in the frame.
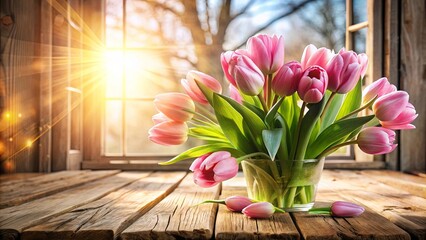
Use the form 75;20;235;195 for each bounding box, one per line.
81;0;387;170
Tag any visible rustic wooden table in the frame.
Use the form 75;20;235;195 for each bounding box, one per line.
0;170;425;240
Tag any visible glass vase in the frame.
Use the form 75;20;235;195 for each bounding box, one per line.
241;158;325;212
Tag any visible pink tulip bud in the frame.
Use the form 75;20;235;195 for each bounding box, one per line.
272;61;302;97
357;53;368;78
242;202;275;219
154;93;195;122
326;49;362;94
297;65;328;103
189;151;238;188
182;70;222;105
380;103;418;130
152;112;169;124
229;84;243;104
247;34;285;74
331;201;365;217
357;127;397;155
225;196;252;212
301;44;334;70
148;121;188;146
373;91;409;121
221;51;237;87
362;77;396;105
229;54;265;96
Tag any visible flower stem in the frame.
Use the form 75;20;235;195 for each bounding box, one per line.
317;140;358;159
267;74;273;108
290;102;306;160
258;92;269;112
237;152;271;163
320;91;337;120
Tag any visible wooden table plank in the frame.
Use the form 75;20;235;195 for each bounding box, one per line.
360;170;426;198
0;172;150;240
0;171;86;189
319;170;424;239
295;191;411;240
215;174;299;240
0;173;44;183
0;170;119;208
120;173;220;240
22;172;187;240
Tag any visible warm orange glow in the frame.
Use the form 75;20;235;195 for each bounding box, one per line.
26;139;33;148
4;112;10;119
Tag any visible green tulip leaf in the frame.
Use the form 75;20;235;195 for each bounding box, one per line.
336;78;362;120
159;143;244;165
321;91;345;130
262;129;283;161
195;80;215;106
265;97;285;128
216;94;267;151
307;115;375;158
213;94;256;153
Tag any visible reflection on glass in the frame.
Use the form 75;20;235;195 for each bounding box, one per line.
105;100;123;155
353;0;367;24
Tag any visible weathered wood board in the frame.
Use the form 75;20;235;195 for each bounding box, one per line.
22;172;187;240
120;173;221;240
0;172;150;240
0;170;118;208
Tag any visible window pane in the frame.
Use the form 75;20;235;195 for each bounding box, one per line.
124;51;178;98
353;27;367;53
125;100;197;155
106;0;123;47
353;0;367;24
105;100;123;155
104;50;123;98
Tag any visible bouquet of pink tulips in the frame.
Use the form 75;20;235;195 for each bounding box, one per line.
149;34;417;209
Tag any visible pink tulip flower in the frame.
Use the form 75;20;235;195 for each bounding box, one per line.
373;91;409;121
229;84;243;104
148;121;188;146
380;103;417;130
221;51;237;87
331;201;365;217
362;77;396;105
357;53;368;78
301;44;334;70
247;34;285;74
228;54;265;96
272;61;302;97
326;49;362;94
297;65;328;103
242;202;275;219
225;196;252;212
221;50;249;87
152;112;169;124
182;70;222;105
189;151;238;188
357;127;397;155
154;93;195;122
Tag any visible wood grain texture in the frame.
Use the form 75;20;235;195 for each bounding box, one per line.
0;0;41;173
0;173;43;182
360;170;426;198
0;172;148;240
215;174;299;240
120;173;221;240
319;170;425;239
399;0;426;172
0;170;86;189
0;170;118;208
22;171;187;240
